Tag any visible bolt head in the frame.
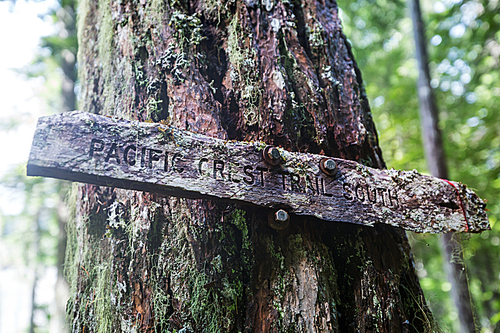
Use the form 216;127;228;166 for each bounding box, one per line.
268;209;290;230
268;147;281;160
320;158;338;176
275;209;289;222
324;159;336;171
263;146;282;166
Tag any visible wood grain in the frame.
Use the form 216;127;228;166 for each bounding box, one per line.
27;111;489;233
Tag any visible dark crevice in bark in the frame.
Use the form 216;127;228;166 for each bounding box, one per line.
148;210;166;251
324;127;342;158
133;45;149;121
439;201;460;210
200;19;228;117
291;3;313;63
224;94;244;140
91;77;101;114
134;33;171;123
88;189;115;239
277;31;320;153
327;225;364;331
150;79;170;122
158;80;170;121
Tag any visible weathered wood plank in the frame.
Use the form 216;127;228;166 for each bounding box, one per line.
27;111;489;233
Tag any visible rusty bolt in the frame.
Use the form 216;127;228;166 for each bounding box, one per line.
275;209;289;223
268;209;290;230
320;158;337;176
323;159;336;172
263;146;282;166
268;147;280;160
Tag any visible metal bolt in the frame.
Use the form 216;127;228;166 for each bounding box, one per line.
275;209;289;223
320;158;338;176
263;146;282;166
268;209;290;230
324;159;336;172
268;147;281;161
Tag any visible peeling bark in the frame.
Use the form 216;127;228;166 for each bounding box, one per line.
66;0;440;331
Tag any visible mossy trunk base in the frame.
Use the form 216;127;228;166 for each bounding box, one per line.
66;0;437;331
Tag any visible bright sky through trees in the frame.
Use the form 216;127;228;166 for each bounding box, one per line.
0;0;55;174
0;1;57;332
0;1;55;216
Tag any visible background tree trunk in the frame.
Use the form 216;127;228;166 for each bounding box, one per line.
54;1;78;331
66;0;437;331
409;0;476;331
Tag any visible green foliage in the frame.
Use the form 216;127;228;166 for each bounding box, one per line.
338;0;500;330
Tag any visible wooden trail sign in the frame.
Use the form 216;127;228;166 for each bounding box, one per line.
27;111;489;234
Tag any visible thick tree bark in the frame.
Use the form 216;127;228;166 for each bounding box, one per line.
409;0;477;331
66;0;437;331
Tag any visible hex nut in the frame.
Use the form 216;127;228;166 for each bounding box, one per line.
268;209;290;230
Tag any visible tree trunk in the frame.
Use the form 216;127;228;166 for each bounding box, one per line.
66;0;437;331
409;0;476;331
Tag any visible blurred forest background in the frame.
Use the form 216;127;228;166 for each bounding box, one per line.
0;0;498;331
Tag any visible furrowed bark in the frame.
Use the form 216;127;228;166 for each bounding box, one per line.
65;0;439;331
